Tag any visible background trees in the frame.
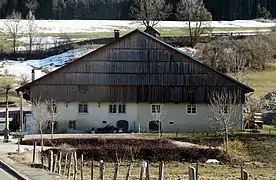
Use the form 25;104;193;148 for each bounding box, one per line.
0;0;274;20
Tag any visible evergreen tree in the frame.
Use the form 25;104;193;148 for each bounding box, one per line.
256;3;272;19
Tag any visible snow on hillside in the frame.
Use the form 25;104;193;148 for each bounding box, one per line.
0;20;275;34
0;48;93;80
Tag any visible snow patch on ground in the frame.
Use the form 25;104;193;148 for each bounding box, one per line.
0;20;275;34
0;48;93;80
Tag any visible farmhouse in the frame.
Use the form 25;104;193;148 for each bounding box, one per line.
16;29;254;133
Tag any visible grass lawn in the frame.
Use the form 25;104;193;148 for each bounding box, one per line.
247;63;276;97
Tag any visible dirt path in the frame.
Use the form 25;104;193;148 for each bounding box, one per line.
169;139;215;149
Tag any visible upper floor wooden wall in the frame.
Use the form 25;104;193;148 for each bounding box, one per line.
29;31;247;103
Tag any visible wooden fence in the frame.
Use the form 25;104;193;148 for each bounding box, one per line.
35;149;250;180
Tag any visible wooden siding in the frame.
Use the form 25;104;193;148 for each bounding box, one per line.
30;32;245;103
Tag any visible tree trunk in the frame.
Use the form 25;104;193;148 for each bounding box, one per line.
225;131;229;153
13;39;16;53
29;35;32;53
40;126;44;151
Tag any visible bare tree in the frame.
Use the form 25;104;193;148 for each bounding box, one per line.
208;89;239;153
150;104;165;139
45;99;61;140
32;98;61;151
19;72;30;85
4;11;22;53
177;0;212;47
0;76;16;142
26;10;38;53
25;0;39;13
130;0;172;28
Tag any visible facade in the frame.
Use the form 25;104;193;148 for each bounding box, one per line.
16;29;253;133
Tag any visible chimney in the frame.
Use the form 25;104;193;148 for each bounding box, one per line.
31;69;35;81
114;30;120;40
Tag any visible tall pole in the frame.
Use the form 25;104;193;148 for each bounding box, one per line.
20;91;23;131
4;88;9;142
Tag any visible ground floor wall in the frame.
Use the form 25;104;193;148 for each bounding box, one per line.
30;102;243;133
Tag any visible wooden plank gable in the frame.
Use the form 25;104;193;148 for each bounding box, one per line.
24;29;252;102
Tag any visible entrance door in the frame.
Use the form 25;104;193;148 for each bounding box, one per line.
149;121;161;131
117;120;129;132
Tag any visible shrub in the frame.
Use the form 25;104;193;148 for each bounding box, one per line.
22;138;229;163
220;139;248;162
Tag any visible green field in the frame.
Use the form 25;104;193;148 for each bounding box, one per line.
247;63;276;97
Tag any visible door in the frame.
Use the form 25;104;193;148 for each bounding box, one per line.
116;120;129;132
149;121;161;131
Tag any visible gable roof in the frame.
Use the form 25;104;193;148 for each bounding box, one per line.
16;29;254;94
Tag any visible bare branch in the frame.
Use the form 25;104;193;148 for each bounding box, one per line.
4;11;22;53
177;0;212;47
130;0;172;28
208;88;240;152
26;10;38;53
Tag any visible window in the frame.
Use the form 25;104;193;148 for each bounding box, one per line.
169;121;174;125
109;103;126;114
78;103;88;113
47;100;57;113
69;120;76;130
187;104;197;114
78;85;88;93
109;104;117;113
102;121;107;124
118;104;126;113
219;105;228;114
48;121;58;130
151;104;161;114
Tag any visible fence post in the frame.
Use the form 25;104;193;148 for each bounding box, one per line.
41;154;44;169
80;154;84;180
139;161;147;180
67;152;73;179
145;161;150;180
242;170;249;180
195;160;198;180
32;141;37;163
126;161;132;180
240;162;244;179
53;154;58;173
48;150;53;172
58;152;62;175
158;161;164;180
63;153;68;175
91;158;94;180
113;161;119;180
188;166;196;180
73;151;78;180
99;160;105;180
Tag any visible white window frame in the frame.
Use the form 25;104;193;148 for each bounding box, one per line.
169;121;174;125
78;103;88;113
118;104;126;114
219;105;228;114
109;104;117;113
186;104;197;114
151;104;162;114
109;103;126;114
69;120;76;130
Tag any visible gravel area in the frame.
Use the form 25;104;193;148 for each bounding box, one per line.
23;133;140;140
